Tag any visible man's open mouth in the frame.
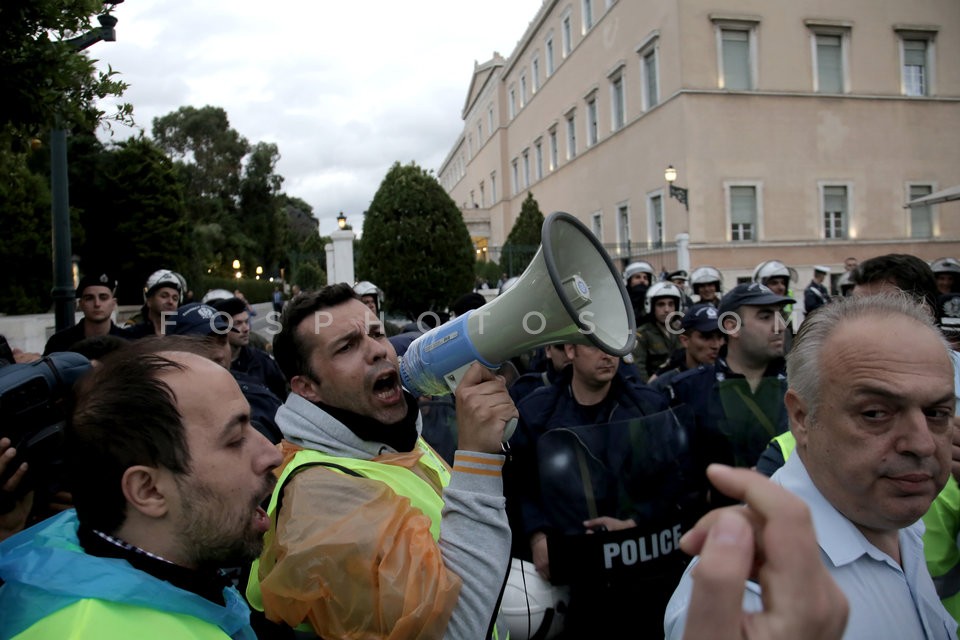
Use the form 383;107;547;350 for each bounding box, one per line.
372;370;400;399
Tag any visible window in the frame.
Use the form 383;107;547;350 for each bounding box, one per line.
511;159;519;195
546;33;555;76
591;211;603;239
610;71;625;131
821;185;848;239
549;128;559;170
583;0;594;32
532;55;541;92
566;111;577;158
910;184;933;238
477;121;483;144
899;32;935;97
712;18;758;90
562;11;573;57
520;74;528;107
522;148;531;189
535;139;544;180
617;203;630;253
490;172;497;203
648;194;664;247
480;182;485;207
586;95;598;146
488;106;494;134
814;33;845;93
728;185;757;241
640;46;659;109
508;86;516;119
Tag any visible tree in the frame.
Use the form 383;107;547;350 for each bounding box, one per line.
240;142;287;273
501;192;544;276
0;0;132;150
74;136;190;304
152;106;249;201
358;162;474;319
0;149;54;313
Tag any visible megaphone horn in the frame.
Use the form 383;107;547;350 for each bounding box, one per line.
399;211;637;403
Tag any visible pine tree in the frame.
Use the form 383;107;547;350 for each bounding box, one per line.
501;192;544;276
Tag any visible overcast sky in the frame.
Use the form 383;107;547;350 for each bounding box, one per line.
91;1;543;236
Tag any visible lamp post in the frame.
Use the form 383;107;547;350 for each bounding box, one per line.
665;165;689;211
51;6;121;332
337;211;347;230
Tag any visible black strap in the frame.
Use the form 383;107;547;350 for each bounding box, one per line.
274;460;365;518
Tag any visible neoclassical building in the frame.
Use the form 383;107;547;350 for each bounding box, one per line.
438;0;960;288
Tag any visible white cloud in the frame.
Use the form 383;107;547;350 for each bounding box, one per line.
93;0;542;235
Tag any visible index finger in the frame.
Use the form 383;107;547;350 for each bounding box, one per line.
458;361;498;387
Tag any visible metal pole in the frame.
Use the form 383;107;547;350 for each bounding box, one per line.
51;126;75;331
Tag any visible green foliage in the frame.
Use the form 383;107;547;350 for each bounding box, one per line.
0;149;53;313
240;142;287;273
358;162;474;319
501;192;544;276
71;135;190;305
475;260;502;287
296;262;325;291
0;0;132;149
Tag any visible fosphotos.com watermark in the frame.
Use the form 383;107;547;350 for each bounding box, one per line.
160;306;793;340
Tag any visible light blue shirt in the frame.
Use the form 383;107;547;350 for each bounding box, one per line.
665;454;958;639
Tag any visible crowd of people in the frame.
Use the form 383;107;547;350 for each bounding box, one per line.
1;251;959;639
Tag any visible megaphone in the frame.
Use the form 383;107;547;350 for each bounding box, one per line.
399;211;637;422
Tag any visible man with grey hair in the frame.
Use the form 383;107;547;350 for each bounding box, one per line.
665;294;958;638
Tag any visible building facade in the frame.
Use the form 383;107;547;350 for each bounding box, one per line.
438;0;960;289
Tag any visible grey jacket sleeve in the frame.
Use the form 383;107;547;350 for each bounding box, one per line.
440;451;511;639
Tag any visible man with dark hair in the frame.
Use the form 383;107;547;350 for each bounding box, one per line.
651;303;724;388
248;283;516;638
851;253;940;318
665;283;794;471
43;272;130;355
0;349;282;638
212;296;287;400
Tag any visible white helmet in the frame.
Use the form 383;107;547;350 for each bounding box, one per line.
644;281;683;315
501;558;569;640
689;266;722;292
144;269;184;300
353;281;383;306
499;276;521;295
201;288;234;304
752;260;798;286
931;257;960;276
623;261;655;284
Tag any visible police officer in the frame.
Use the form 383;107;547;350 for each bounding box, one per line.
353;280;383;315
664;282;794;472
753;260;799;349
931;257;960;295
689;266;723;307
623;261;656;319
632;281;683;381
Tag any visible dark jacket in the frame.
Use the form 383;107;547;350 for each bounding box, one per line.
43;322;130;355
232;345;287;401
804;280;831;315
663;350;788;471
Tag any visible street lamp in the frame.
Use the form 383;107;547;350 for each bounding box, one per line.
256;265;263;280
51;4;122;332
665;164;689;211
232;259;241;270
337;212;347;230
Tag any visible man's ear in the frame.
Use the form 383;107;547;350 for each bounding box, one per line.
121;466;169;519
785;389;810;448
291;374;322;403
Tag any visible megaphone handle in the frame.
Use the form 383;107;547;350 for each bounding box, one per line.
443;361;519;444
